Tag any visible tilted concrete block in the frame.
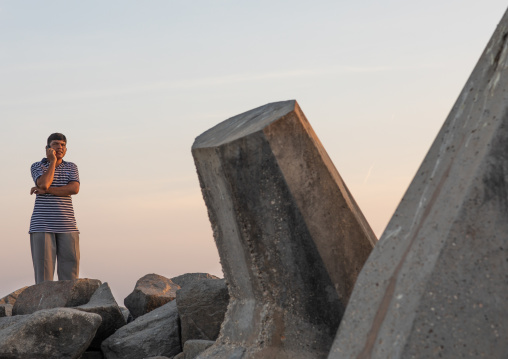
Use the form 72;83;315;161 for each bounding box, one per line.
328;8;508;359
192;100;376;358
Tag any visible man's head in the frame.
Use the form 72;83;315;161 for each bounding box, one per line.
47;133;66;147
47;133;67;160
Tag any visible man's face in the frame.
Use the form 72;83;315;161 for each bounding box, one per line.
49;140;67;160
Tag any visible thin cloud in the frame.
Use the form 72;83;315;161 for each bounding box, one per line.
0;63;442;107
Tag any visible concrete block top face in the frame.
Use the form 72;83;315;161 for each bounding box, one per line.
193;100;376;358
192;100;297;149
329;8;508;359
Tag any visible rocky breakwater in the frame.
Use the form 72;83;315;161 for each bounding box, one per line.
0;273;229;359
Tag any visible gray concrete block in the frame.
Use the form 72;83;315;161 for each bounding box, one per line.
192;100;376;358
328;9;508;359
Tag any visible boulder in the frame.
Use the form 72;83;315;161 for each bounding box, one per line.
0;304;12;317
101;300;181;359
119;306;133;323
174;354;185;359
0;286;28;305
12;279;102;315
328;9;508;359
0;308;101;359
183;340;215;359
124;274;180;319
192;100;376;358
176;279;229;344
76;283;126;349
171;273;220;289
80;351;104;359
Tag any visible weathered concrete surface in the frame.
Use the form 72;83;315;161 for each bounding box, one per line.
0;308;101;359
124;273;180;319
176;278;229;344
12;279;101;315
192;100;376;358
76;283;126;349
328;10;508;359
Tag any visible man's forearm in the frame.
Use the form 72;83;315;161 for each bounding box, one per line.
46;183;80;197
36;162;56;190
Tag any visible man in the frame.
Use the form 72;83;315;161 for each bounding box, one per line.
29;133;80;284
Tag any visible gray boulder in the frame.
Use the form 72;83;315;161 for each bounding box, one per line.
79;352;104;359
184;340;215;359
0;307;101;359
101;300;181;359
124;273;180;319
0;304;12;317
119;306;133;323
0;286;28;305
170;273;220;289
13;278;102;315
76;283;126;349
176;279;229;344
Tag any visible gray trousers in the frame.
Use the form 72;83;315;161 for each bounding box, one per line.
30;232;80;284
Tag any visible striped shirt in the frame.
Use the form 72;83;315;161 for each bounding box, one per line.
29;158;80;233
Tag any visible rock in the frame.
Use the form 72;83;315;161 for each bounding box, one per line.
144;357;171;359
0;308;101;359
176;279;229;344
0;304;12;317
80;351;104;359
12;278;102;316
119;306;133;323
328;10;508;359
124;274;180;319
0;286;28;305
192;100;376;358
76;283;126;349
174;354;185;359
183;340;215;359
170;273;220;289
101;300;181;359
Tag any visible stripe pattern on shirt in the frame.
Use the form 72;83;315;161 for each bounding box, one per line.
29;158;80;233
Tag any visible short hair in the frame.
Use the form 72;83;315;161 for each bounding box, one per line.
47;133;67;147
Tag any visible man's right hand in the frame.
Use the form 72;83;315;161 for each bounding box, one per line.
46;147;56;163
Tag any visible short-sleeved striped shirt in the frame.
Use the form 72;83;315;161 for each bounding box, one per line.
29;158;80;233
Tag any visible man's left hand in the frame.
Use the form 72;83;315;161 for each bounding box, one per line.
30;187;47;195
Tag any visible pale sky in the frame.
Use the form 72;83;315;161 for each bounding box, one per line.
1;1;507;303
